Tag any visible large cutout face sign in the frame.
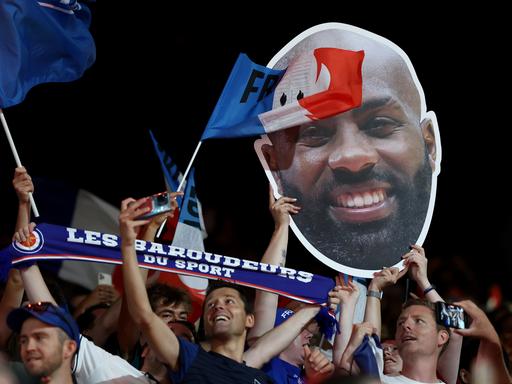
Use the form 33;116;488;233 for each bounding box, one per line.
255;23;441;278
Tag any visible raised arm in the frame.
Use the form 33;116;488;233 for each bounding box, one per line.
12;166;33;231
403;245;443;302
364;267;403;339
404;245;462;384
330;280;360;366
454;300;511;384
0;269;24;347
338;322;377;376
244;305;320;369
14;224;56;304
117;208;175;358
11;169;56;304
247;186;300;344
119;197;180;371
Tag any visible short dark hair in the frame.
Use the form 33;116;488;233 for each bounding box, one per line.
204;282;254;314
401;298;450;353
147;283;191;312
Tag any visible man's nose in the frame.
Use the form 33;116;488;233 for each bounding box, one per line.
401;318;413;331
328;125;378;173
25;338;36;351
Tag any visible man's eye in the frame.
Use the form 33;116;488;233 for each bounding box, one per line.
362;117;401;137
298;125;333;146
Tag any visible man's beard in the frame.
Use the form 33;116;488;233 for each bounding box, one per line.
25;352;63;378
282;152;433;270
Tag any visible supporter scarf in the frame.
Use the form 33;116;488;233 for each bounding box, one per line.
2;223;334;304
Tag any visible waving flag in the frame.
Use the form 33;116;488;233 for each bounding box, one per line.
200;54;285;140
139;132;209;320
0;0;96;108
149;130;183;207
200;48;363;140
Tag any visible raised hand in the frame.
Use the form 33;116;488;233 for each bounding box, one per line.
119;198;151;246
369;267;404;292
329;280;359;311
269;184;300;228
304;345;335;383
402;244;429;290
12;166;34;204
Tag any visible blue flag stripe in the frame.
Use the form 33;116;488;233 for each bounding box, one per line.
201;54;285;140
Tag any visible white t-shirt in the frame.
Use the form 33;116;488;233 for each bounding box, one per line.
382;374;445;384
73;336;149;383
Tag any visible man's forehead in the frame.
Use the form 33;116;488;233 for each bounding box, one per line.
206;287;240;301
400;304;434;318
156;301;188;311
272;27;420;117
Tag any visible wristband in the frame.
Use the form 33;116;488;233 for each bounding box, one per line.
366;290;383;300
423;285;436;295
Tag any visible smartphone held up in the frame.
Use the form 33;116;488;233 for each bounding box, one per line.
435;302;469;329
138;192;174;219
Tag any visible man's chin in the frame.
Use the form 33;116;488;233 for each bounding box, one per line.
295;216;414;270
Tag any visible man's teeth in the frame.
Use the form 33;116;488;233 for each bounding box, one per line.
338;189;386;208
215;315;228;322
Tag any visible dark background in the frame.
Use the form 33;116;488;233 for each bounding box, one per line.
1;5;510;303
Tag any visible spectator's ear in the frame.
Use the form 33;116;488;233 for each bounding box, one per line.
245;313;255;329
437;328;450;349
63;339;77;359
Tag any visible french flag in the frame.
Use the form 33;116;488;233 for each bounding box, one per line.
200;48;363;140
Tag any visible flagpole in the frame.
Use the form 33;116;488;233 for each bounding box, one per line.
177;141;202;192
156;140;203;238
0;109;40;217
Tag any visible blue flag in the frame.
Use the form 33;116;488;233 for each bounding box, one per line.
0;0;96;108
179;168;201;229
149;130;183;207
201;54;285;140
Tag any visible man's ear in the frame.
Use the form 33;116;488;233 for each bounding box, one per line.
261;143;278;171
245;313;255;329
420;117;437;172
437;329;450;350
63;340;77;359
261;143;283;194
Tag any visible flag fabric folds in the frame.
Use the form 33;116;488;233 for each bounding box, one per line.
2;223;335;305
200;54;285;140
259;48;364;133
0;0;96;108
200;48;363;140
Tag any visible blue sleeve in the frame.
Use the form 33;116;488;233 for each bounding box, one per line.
168;337;199;383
